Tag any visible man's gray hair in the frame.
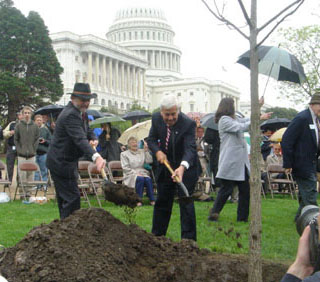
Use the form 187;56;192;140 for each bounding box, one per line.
160;95;180;110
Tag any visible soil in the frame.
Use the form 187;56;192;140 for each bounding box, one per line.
103;182;141;208
0;208;288;282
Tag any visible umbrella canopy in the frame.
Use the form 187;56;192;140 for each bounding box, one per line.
89;116;125;129
34;105;64;116
269;127;287;142
87;109;103;119
260;118;291;131
118;120;151;145
122;110;151;121
237;45;306;84
200;111;245;131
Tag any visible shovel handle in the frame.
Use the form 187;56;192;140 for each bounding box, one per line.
163;159;181;183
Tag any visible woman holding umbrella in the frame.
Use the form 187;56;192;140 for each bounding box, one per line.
99;123;123;162
208;97;271;222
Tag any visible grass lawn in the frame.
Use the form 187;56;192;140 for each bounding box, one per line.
0;194;301;264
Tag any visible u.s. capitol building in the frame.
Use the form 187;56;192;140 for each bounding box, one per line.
51;7;240;113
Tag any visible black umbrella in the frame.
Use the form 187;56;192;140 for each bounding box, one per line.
87;109;103;119
34;104;64;116
122;110;151;121
237;45;306;84
200;111;245;130
260;118;291;131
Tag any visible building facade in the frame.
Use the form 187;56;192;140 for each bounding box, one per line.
51;7;240;113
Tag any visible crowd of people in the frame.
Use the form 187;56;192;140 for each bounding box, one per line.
2;82;320;280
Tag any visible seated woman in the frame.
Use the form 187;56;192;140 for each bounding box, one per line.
120;136;155;206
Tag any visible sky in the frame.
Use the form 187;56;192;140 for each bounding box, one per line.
13;0;319;109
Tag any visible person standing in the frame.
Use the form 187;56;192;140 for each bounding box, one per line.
46;83;105;219
14;106;39;195
282;93;320;221
208;98;271;222
147;95;200;241
34;115;51;189
99;122;123;162
3;112;23;182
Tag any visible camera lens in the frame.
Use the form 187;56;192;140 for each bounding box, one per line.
296;205;319;235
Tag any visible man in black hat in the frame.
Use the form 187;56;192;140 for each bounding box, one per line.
47;83;105;219
282;92;320;221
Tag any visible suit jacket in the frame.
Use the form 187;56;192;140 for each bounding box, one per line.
216;116;250;181
282;109;318;179
147;112;200;187
46;101;96;179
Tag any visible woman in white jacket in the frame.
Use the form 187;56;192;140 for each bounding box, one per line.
120;136;155;206
208;98;271;222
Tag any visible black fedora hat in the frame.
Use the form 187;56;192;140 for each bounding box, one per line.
68;83;97;100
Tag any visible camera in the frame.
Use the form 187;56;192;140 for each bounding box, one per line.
296;205;320;271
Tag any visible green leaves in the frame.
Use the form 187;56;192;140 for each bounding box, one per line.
277;25;320;104
0;3;63;123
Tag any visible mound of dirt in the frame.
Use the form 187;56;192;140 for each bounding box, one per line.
0;208;288;282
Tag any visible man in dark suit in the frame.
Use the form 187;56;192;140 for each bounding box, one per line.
147;95;200;241
282;93;320;220
47;83;105;219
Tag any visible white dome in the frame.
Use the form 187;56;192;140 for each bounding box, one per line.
106;7;181;78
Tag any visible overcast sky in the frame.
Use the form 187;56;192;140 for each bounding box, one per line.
14;0;319;109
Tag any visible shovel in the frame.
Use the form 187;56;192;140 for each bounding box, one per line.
163;160;198;203
91;145;140;208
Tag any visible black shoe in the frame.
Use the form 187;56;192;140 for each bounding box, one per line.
208;208;219;222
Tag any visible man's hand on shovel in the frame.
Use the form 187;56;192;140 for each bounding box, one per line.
95;156;106;172
172;165;185;183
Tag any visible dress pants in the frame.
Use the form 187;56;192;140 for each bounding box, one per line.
6;145;17;182
50;171;80;219
295;173;318;220
212;170;250;221
152;179;197;241
135;176;155;201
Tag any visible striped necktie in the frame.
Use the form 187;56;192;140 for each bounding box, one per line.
165;126;171;151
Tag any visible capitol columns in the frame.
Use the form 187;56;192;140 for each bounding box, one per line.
151;51;155;68
88;52;92;84
142;69;146;99
121;62;125;94
132;66;136;97
108;58;113;92
115;60;119;93
127;64;131;97
159;50;162;69
102;56;106;90
95;54;99;90
137;68;142;98
170;53;173;70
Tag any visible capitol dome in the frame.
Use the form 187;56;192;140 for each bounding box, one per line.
106;7;182;79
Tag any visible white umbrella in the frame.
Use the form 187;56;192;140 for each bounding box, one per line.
118;120;151;145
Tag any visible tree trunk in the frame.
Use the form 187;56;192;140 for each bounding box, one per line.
248;0;262;281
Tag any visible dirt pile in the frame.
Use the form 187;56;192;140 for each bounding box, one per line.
0;208;288;282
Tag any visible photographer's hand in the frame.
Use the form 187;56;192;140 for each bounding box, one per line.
287;226;314;279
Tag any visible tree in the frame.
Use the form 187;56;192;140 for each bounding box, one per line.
277;25;320;104
267;107;298;120
0;1;63;123
129;100;149;112
100;106;119;115
201;1;304;281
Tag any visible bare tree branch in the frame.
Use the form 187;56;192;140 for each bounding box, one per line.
257;0;304;47
201;0;249;40
237;0;252;28
258;0;304;32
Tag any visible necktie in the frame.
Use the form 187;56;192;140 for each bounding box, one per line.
82;113;86;121
165;126;171;151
